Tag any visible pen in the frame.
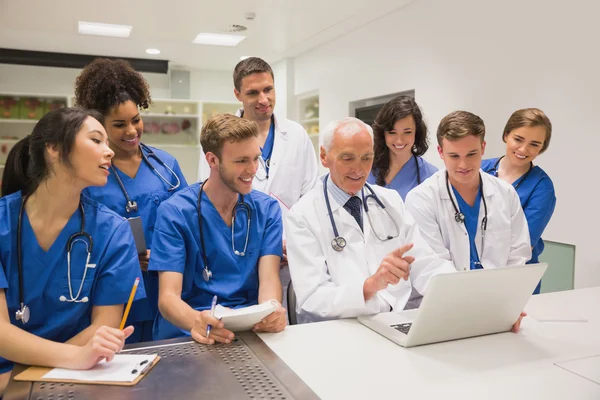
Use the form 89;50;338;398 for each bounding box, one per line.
206;295;218;338
120;277;140;330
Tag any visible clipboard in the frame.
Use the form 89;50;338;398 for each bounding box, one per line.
128;216;147;255
12;355;160;387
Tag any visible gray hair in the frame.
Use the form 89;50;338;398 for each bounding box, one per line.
320;117;374;152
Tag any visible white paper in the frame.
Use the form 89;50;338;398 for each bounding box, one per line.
214;299;279;332
43;354;157;383
555;355;600;384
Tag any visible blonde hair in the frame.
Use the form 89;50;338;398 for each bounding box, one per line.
200;114;259;158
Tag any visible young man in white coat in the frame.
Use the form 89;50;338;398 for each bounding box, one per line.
405;111;532;272
197;57;317;212
285;117;455;323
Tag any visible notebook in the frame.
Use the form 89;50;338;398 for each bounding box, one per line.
14;354;159;386
215;299;279;332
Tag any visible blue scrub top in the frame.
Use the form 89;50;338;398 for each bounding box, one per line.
148;183;283;340
0;192;146;373
481;158;556;263
368;156;438;201
453;187;483;270
83;145;188;324
261;118;276;175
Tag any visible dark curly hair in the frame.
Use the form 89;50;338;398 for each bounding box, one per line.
371;96;429;186
74;58;151;115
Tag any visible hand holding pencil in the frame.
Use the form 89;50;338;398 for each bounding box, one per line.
67;278;140;370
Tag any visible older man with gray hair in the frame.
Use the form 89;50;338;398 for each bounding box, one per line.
285;117;454;323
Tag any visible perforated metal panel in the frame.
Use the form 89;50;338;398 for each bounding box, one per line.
24;336;308;400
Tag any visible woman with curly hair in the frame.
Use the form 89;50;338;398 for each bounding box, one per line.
367;95;437;201
481;108;556;294
75;58;188;343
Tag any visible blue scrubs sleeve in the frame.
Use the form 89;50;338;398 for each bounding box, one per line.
172;160;189;192
0;259;7;289
148;202;188;274
93;220;146;305
259;200;283;258
523;179;556;247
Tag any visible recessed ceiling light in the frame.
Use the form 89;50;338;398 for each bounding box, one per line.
78;21;132;38
193;33;246;47
146;48;161;55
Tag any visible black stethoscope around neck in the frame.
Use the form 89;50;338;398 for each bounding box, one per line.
113;143;181;213
16;196;94;324
485;156;533;190
445;171;488;267
197;180;251;282
324;174;399;252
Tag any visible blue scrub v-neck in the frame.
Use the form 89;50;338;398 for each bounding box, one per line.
452;187;482;270
260;117;275;174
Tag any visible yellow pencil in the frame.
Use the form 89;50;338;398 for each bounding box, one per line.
120;277;140;330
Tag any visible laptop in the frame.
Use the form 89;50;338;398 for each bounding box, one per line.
358;263;548;348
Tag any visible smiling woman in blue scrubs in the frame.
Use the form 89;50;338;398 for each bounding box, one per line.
75;59;188;343
150;114;287;344
481;108;555;294
0;108;145;397
368;96;437;201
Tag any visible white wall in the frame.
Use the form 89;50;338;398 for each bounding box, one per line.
0;64;170;99
189;69;235;102
293;0;600;288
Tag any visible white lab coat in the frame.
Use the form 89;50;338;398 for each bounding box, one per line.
285;178;455;323
405;169;531;271
197;109;318;210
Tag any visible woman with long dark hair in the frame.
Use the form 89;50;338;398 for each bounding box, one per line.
0;108;145;396
368;95;437;200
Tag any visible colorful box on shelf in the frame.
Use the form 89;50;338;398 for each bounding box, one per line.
0;141;16;164
45;99;67;114
19;97;46;120
142;119;194;135
0;96;20;119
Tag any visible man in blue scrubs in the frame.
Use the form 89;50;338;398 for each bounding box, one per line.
149;114;287;343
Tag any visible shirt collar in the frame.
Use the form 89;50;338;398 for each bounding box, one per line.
322;174;363;211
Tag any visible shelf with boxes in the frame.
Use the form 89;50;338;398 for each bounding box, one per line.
139;98;240;182
0;93;69;168
296;92;320;160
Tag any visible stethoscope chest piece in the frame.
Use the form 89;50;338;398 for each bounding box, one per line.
203;267;213;282
455;212;465;223
15;303;30;324
331;236;346;252
126;200;138;213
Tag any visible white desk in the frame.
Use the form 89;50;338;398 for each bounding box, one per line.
259;287;600;399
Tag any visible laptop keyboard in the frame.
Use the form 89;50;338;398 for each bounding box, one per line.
390;322;412;334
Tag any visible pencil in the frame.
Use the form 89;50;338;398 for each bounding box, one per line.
120;277;140;330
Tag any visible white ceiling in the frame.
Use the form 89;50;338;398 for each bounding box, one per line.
0;0;415;71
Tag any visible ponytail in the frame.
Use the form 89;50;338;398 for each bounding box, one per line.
1;107;101;198
1;136;32;197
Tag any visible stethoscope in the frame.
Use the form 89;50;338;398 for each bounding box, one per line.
112;143;181;213
485;156;533;190
15;197;94;324
197;180;251;282
413;154;422;185
324;174;400;252
445;171;488;266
